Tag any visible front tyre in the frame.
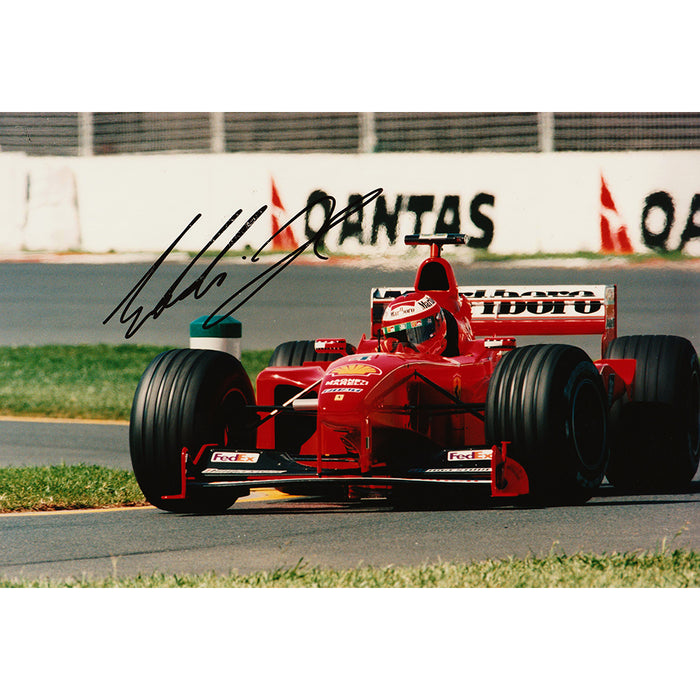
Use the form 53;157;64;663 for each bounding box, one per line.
604;335;700;490
130;349;256;513
485;344;609;504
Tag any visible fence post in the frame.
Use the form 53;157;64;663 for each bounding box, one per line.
538;112;554;152
78;113;93;156
211;112;225;153
359;112;377;153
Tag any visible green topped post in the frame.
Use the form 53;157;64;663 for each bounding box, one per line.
189;315;242;359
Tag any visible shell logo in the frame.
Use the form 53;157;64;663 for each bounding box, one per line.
330;363;382;377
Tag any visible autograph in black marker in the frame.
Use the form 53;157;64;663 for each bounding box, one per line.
103;188;383;339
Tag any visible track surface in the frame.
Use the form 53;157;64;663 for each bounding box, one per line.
0;418;129;470
2;485;699;581
1;257;698;350
1;259;699;581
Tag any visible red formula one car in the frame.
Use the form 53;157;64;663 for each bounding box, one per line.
129;234;700;512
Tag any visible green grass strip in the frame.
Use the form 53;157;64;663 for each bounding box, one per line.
469;249;695;264
2;551;698;587
0;345;272;421
0;465;147;512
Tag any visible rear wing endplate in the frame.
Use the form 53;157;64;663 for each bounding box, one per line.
371;285;618;354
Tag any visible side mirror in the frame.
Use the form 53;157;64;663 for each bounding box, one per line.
315;338;351;356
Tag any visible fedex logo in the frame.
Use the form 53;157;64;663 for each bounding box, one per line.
211;451;260;463
447;449;493;462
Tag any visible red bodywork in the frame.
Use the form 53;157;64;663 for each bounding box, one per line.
177;239;634;501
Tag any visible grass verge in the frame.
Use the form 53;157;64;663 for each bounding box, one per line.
469;249;696;264
0;465;147;512
0;345;272;421
2;550;698;587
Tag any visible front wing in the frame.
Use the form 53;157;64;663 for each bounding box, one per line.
162;443;529;501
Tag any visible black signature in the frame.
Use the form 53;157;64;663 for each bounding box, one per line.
103;188;383;339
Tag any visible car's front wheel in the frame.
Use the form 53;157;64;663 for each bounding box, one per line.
129;349;255;512
485;344;609;504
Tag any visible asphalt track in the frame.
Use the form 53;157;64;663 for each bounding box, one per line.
1;257;699;581
0;417;130;469
1;255;699;350
1;478;699;581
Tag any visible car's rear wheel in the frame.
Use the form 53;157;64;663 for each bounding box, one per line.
604;335;700;490
130;349;255;512
485;344;609;504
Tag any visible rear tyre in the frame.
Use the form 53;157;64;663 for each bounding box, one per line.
130;349;255;513
485;344;609;504
604;335;700;490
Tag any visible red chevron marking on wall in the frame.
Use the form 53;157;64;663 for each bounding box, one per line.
600;175;633;254
271;178;299;251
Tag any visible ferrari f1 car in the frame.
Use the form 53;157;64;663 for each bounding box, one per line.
129;234;700;512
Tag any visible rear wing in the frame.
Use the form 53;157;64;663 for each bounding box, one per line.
371;285;618;354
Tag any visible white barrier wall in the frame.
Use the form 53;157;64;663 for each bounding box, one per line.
0;153;28;251
2;151;699;256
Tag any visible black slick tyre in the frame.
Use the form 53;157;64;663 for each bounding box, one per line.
485;344;609;504
604;335;700;490
129;349;256;513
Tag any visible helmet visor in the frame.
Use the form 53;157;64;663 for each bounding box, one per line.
380;315;438;350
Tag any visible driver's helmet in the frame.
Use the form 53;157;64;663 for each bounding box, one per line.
379;293;447;355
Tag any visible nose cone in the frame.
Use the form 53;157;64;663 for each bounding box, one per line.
318;354;404;425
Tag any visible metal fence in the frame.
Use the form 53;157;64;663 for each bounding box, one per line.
1;112;700;156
